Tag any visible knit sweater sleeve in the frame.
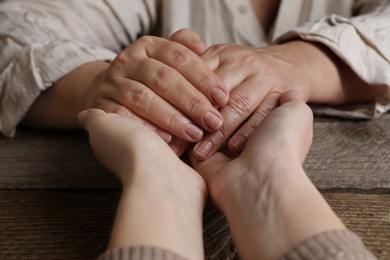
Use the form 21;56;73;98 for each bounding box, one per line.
97;246;188;260
280;229;377;260
97;230;375;260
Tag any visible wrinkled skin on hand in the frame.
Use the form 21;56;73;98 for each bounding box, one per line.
192;42;312;159
85;30;229;154
191;91;313;213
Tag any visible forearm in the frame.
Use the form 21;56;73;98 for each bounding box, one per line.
23;61;109;129
224;162;345;260
108;179;205;260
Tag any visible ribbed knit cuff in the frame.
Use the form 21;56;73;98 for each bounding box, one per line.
280;229;377;260
97;246;188;260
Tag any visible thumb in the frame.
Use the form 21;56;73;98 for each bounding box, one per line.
77;109;106;129
189;150;230;179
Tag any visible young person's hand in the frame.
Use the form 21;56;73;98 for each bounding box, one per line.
78;109;205;188
192;91;345;259
78;109;207;259
191;91;313;213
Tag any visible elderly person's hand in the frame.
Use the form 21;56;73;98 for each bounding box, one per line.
191;92;344;259
78;109;207;259
192;40;387;159
25;29;229;155
86;31;229;146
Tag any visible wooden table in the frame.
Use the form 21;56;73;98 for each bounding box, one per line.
0;115;389;259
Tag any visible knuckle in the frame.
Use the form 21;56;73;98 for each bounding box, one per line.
188;95;209;115
154;66;178;90
172;48;194;65
243;125;257;136
137;35;154;45
238;52;257;64
168;111;183;129
130;88;153;108
229;94;253;115
114;52;130;66
195;70;216;90
254;105;274;118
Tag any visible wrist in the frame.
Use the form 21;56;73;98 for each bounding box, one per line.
221;158;304;216
109;184;205;259
280;40;387;104
119;154;207;215
24;60;111;128
276;40;341;103
221;160;345;260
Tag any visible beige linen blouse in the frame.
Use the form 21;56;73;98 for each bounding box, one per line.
0;0;389;137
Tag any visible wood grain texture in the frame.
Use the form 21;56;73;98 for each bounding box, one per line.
0;114;389;190
0;191;388;260
323;192;390;260
305;114;390;189
0;128;119;190
0;191;117;260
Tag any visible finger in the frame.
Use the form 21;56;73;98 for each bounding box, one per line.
272;101;314;163
189;150;230;180
130;58;224;133
143;37;230;107
193;75;268;160
114;37;227;131
96;98;173;143
199;44;226;72
200;45;251;90
228;92;281;152
105;78;208;142
169;137;190;156
169;28;206;55
77;109;106;128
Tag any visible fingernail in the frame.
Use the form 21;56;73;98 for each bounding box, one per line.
204;111;223;130
195;140;213;158
211;87;228;104
185;123;204;141
231;135;246;151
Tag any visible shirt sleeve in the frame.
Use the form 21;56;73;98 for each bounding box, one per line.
275;0;390;119
0;0;132;137
280;229;377;260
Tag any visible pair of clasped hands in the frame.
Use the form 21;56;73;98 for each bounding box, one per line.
78;29;341;259
86;29;316;160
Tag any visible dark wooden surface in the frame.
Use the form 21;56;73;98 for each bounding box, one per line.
0;114;389;259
